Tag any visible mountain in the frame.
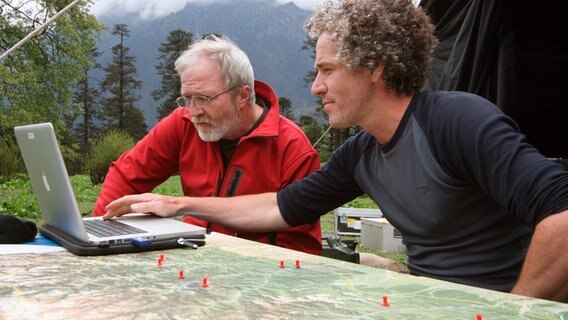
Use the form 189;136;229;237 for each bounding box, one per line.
94;0;317;127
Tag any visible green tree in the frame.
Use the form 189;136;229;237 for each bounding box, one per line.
278;96;295;123
121;107;148;143
0;0;103;148
153;29;194;121
72;44;103;154
100;24;147;140
298;114;323;144
0;136;22;181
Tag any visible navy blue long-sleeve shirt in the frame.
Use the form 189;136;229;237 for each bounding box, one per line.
277;90;568;292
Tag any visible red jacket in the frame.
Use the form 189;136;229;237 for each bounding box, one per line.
93;81;322;254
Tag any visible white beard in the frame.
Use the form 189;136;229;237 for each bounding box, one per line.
192;103;240;142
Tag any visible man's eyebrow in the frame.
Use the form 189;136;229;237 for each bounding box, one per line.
315;60;333;70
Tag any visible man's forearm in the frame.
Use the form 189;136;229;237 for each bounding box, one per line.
181;192;289;232
104;192;290;232
511;210;568;301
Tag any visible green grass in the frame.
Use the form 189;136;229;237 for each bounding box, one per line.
0;174;43;222
0;174;407;269
0;174;183;224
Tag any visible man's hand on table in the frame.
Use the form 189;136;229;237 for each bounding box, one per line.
103;193;183;220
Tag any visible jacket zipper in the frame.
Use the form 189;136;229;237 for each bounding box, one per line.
226;168;243;197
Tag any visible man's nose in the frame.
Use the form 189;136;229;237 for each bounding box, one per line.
311;75;325;97
186;103;204;116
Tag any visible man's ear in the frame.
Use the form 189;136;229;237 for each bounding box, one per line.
239;85;252;102
370;65;384;83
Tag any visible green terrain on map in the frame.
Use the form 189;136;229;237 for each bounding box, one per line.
2;245;568;319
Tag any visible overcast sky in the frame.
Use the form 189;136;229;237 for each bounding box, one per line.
89;0;327;19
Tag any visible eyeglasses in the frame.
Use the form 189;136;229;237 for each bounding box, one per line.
175;86;236;108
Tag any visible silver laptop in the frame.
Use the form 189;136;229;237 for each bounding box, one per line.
14;122;205;246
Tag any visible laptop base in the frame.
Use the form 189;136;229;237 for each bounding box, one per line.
40;225;206;256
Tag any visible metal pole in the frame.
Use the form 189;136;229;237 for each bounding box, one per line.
313;125;332;148
0;0;83;62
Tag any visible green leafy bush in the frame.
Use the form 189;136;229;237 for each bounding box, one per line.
0;137;23;183
83;130;134;185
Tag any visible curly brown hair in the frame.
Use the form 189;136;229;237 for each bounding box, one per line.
305;0;438;95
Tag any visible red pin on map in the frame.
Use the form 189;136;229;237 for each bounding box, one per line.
202;276;209;288
382;295;390;307
178;270;185;280
295;259;301;269
476;314;483;320
279;260;285;269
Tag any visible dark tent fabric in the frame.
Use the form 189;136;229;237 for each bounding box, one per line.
421;0;568;158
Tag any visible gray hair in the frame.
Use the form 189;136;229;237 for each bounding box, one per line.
175;35;255;103
305;0;437;94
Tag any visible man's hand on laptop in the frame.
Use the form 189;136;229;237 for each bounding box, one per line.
103;193;181;220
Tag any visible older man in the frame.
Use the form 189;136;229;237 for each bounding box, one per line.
94;36;322;255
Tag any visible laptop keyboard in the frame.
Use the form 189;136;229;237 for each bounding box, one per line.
85;219;147;238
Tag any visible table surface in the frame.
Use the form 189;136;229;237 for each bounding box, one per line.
1;232;567;319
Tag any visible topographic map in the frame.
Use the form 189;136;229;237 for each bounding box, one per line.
1;233;567;319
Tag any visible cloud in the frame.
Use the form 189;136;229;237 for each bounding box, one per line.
89;0;326;20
